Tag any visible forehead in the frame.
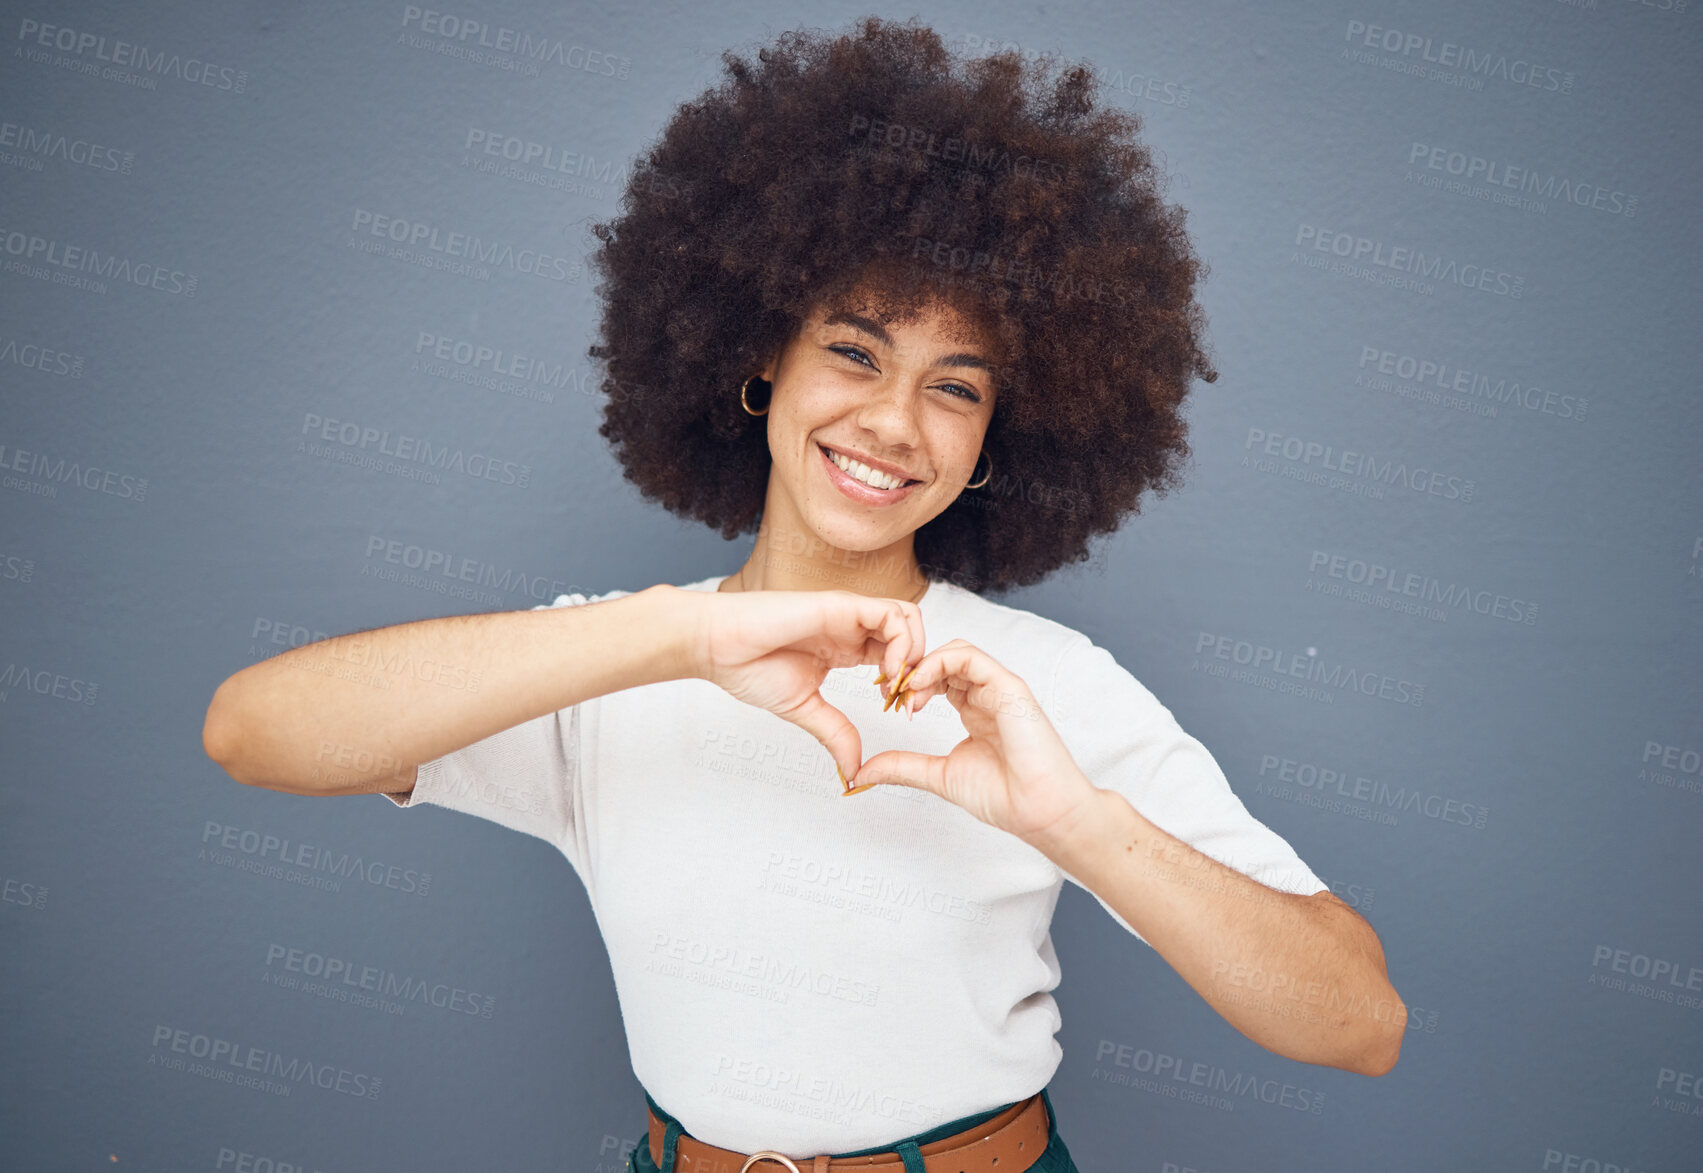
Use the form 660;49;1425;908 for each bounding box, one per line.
810;292;995;353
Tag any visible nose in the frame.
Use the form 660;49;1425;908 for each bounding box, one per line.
853;376;923;451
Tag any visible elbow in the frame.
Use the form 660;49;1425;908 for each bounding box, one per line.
201;706;228;768
1348;995;1406;1076
1327;901;1403;1077
201;683;249;783
1357;1024;1403;1077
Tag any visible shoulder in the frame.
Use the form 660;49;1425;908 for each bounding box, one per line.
531;573;724;611
931;581;1110;701
937;581;1085;652
940;584;1169;731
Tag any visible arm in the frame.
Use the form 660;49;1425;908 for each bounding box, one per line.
201;584;700;799
1034;787;1405;1076
848;633;1405;1075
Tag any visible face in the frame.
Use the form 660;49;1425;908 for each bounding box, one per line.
755;294;999;557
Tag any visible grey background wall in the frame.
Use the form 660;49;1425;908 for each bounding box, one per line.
2;1;1699;1170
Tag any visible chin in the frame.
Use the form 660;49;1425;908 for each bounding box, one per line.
809;509;912;549
813;520;900;550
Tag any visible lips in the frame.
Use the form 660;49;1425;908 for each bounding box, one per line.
817;443;925;505
818;443;921;486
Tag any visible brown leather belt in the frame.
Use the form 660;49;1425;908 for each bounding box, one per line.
646;1092;1049;1173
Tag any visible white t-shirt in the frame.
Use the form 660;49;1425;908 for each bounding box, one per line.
384;574;1326;1154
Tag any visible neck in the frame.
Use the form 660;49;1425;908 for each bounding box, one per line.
721;518;931;602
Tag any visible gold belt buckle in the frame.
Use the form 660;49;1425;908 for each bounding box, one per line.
739;1151;803;1173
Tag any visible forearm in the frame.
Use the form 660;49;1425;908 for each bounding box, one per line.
1036;787;1405;1075
203;584;699;796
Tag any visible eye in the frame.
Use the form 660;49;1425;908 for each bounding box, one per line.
829;344;876;369
828;345;983;404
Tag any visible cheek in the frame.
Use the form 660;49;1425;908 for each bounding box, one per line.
947;431;985;471
773;388;835;441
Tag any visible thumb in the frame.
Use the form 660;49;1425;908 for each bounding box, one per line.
847;749;945;797
775;690;864;790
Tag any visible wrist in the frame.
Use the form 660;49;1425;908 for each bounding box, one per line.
1025;780;1124;867
647;583;710;683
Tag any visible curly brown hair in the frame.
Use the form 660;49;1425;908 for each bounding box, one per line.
584;15;1217;595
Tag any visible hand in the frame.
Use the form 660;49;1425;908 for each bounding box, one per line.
850;639;1102;849
688;588;927;785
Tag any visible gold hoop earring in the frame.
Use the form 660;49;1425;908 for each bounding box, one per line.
966;449;991;490
740;374;769;416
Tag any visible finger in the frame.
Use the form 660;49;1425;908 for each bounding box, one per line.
860;599;924;703
884;597;925;694
901;597;926;692
883;640;950;714
899;641;1009;722
844;748;946;797
773;687;864;786
882;658;920;713
750;591;906;676
831;592;916;690
884;661;930;715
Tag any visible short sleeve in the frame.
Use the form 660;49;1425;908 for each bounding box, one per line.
380;591;608;886
1049;633;1328;945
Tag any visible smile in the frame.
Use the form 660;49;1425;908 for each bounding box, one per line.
819;443;924;505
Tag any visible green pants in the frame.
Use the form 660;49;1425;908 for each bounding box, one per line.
627;1084;1081;1173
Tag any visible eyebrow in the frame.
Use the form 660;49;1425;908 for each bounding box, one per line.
823;310;995;375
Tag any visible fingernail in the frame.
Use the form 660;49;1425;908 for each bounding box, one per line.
885;667;912;715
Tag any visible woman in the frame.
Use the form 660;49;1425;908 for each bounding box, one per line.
203;17;1402;1173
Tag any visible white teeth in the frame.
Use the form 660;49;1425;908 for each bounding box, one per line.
826;446;908;490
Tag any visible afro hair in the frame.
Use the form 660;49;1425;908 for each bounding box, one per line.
584;15;1218;595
